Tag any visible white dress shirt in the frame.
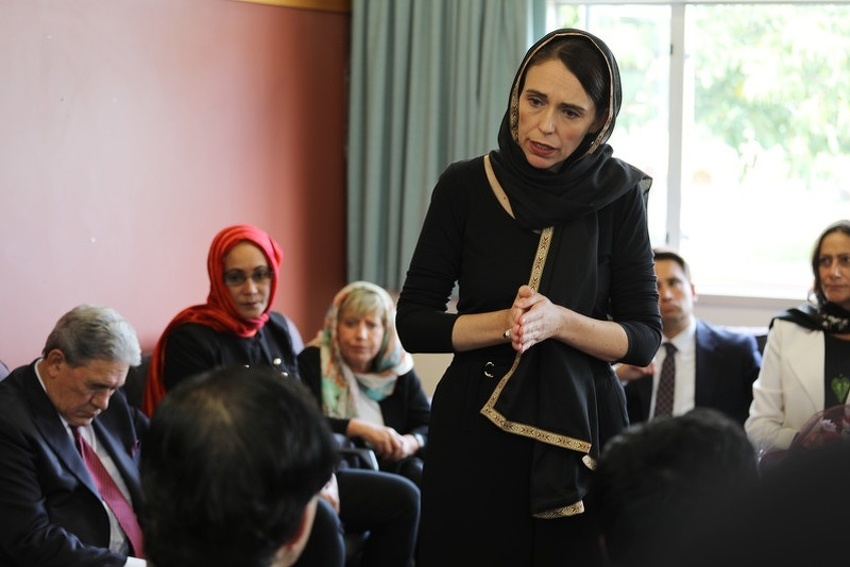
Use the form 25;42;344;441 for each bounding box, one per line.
34;360;147;567
650;318;697;418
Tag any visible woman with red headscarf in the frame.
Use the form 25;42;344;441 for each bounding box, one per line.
142;224;419;567
142;224;293;414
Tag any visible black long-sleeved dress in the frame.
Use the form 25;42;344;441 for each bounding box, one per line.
397;156;661;566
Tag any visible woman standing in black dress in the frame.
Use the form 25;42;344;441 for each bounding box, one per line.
397;29;661;566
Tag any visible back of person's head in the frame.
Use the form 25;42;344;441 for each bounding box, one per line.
140;366;337;567
42;304;141;367
681;440;850;567
593;407;758;567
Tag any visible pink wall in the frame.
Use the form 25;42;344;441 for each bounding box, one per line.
0;0;349;367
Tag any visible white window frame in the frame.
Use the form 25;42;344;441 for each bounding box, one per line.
547;0;850;329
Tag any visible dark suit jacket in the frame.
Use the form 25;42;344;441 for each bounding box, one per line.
624;320;762;427
0;362;148;566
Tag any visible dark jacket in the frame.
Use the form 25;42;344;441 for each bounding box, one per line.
0;362;147;566
625;320;762;426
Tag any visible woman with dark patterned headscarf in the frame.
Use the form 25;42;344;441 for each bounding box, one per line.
397;29;661;565
747;219;850;462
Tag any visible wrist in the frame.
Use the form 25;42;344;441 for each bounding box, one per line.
412;433;425;449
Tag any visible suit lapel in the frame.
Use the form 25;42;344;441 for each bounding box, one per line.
787;328;825;410
22;365;99;495
694;321;717;407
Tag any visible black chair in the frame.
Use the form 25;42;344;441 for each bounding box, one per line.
122;354;151;410
335;433;379;471
333;434;379;566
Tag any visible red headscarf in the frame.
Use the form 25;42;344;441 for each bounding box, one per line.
141;225;283;416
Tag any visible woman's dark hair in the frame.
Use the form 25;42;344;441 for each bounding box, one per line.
140;366;337;567
811;219;850;305
523;34;612;128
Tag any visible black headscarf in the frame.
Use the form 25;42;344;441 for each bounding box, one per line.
488;28;650;230
774;301;850;334
480;28;655;518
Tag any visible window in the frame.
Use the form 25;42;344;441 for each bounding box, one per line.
547;2;850;300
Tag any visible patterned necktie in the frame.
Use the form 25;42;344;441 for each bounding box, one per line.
654;343;677;418
72;426;144;558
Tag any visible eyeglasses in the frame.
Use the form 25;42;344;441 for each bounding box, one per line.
223;268;273;287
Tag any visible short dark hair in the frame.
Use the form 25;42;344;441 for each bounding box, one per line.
811;219;850;306
593;408;757;567
653;246;692;282
140;366;337;567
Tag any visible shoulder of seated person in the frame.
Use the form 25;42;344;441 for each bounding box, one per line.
170;322;222;338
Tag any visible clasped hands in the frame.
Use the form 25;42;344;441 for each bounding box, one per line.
505;285;563;353
347;419;420;461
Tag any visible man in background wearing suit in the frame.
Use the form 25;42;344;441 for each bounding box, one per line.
0;305;147;567
618;248;762;427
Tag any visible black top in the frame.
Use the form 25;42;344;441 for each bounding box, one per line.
297;345;430;443
823;333;850;406
397;156;661;516
161;311;299;390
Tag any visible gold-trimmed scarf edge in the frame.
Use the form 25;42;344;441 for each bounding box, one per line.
533;501;586;518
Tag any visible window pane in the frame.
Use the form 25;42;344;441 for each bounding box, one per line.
547;4;671;246
547;2;850;300
682;4;850;298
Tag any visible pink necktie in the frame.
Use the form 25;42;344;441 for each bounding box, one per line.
72;426;145;558
654;343;677;418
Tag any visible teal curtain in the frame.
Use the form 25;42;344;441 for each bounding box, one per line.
347;0;547;290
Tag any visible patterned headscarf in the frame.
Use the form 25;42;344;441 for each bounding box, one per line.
488;28;650;231
308;281;413;419
141;225;283;416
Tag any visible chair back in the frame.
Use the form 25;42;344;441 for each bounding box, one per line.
123;355;151;409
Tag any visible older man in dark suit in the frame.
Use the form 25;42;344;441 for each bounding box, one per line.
0;305;147;566
618;248;762;427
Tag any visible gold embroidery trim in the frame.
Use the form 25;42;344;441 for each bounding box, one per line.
534;501;586;519
477;221;592;455
481;170;591;454
478;159;594;518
